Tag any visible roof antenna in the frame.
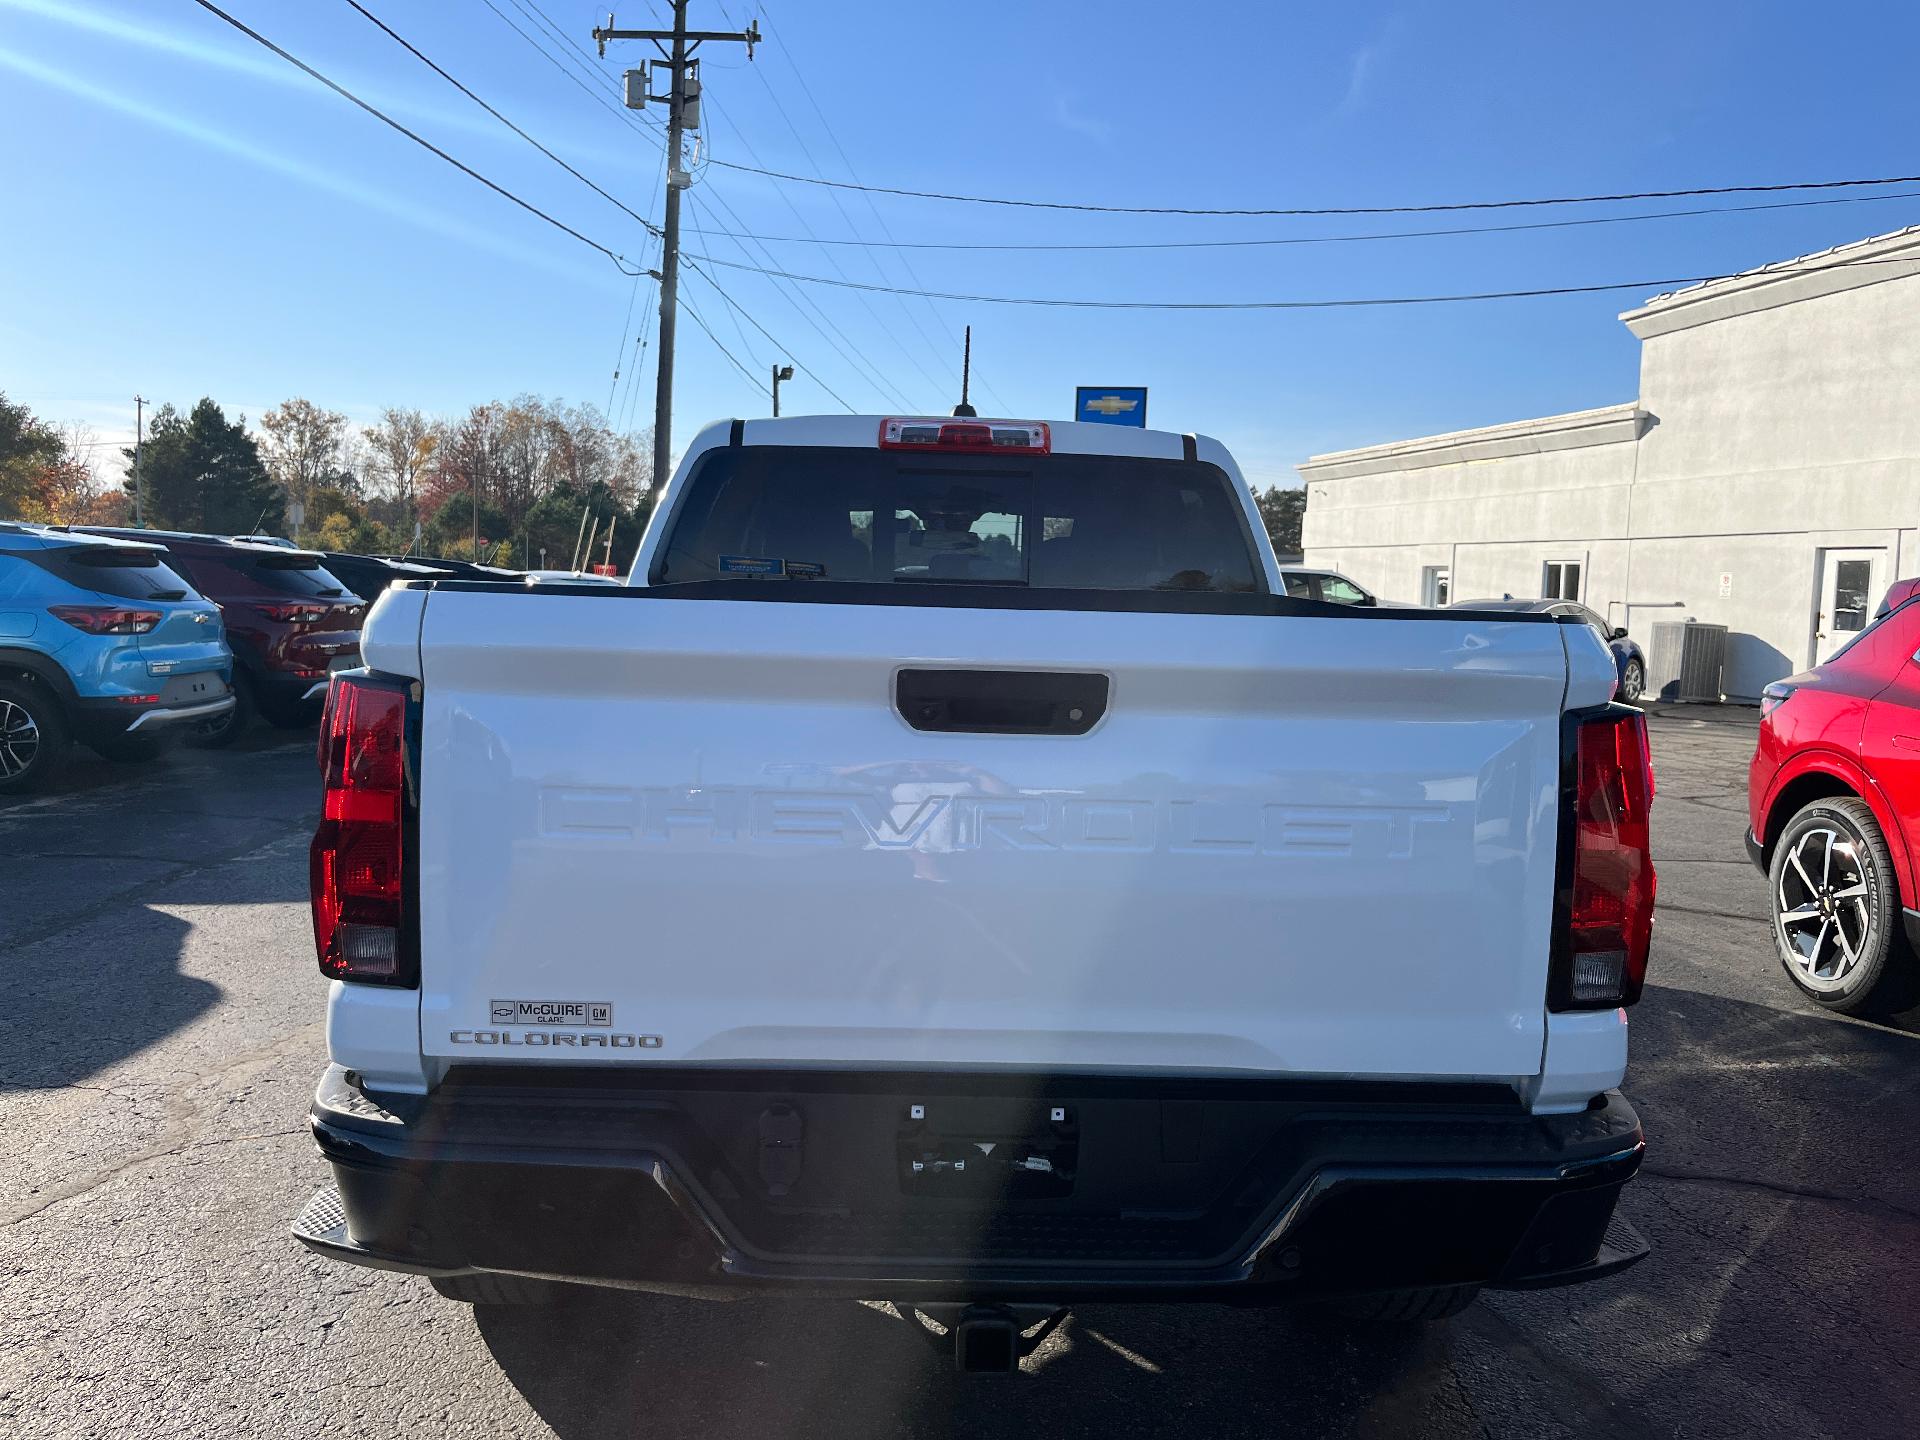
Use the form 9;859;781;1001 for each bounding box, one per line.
951;325;977;418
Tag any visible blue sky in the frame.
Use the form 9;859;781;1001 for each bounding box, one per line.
4;0;1920;490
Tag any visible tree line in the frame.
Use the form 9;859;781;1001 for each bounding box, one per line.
5;388;1307;564
0;390;654;573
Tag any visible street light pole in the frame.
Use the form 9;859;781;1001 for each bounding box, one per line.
772;363;794;417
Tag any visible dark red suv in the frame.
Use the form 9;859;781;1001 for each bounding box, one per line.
74;530;364;742
1747;577;1920;1014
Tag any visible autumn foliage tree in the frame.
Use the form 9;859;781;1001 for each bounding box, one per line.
259;398;352;536
0;393;119;524
362;407;439;546
417;397;650;567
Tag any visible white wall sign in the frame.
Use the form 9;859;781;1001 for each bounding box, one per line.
1717;571;1733;598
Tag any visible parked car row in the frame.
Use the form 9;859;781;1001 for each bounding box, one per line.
1448;598;1648;703
0;522;547;794
1274;568;1652;705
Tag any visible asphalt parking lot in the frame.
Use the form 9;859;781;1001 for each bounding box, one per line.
3;711;1917;1439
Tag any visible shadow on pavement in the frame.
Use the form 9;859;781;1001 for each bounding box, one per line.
1506;980;1920;1439
0;737;313;1088
0;906;215;1090
479;1294;1462;1439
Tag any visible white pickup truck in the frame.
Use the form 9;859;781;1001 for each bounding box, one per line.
295;414;1653;1369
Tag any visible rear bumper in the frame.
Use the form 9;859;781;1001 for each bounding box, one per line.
296;1065;1647;1303
70;678;234;739
254;664;341;710
124;695;235;731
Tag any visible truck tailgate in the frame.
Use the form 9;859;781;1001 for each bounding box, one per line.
414;593;1571;1081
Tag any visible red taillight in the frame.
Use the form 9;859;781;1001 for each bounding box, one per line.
256;601;332;623
877;417;1051;453
310;672;412;985
1555;708;1657;1009
48;605;162;635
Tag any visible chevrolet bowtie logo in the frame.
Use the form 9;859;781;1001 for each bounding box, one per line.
1084;395;1139;416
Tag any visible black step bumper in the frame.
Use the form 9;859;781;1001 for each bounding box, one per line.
295;1064;1647;1304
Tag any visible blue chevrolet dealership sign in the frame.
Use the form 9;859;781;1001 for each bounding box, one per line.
1075;386;1148;427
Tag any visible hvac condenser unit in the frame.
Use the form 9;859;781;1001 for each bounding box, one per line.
1648;621;1727;703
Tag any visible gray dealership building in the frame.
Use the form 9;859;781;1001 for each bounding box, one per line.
1299;224;1920;700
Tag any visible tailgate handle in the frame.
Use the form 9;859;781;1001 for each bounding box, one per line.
896;669;1109;735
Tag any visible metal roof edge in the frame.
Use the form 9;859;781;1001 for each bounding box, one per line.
1298;402;1646;480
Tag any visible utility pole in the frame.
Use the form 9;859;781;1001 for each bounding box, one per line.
596;5;760;490
771;363;794;417
132;394;146;527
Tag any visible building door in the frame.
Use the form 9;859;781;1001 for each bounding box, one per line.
1422;566;1450;607
1814;548;1885;665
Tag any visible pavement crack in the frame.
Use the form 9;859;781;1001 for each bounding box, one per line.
2;823;311;950
0;1021;324;1228
185;1126;307;1152
1642;1164;1920;1224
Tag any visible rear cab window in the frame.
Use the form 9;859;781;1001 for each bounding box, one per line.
169;548;350;599
248;553;350;598
25;545;197;601
654;446;1264;595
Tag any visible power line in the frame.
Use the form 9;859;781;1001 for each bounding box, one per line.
710;1;959;404
681;256;858;411
752;3;1011;411
343;0;662;236
698;93;947;408
684;189;885;411
607;269;645;414
683;188;1920;254
517;0;654;93
704;161;1920;218
475;0;663;144
678;250;1920;311
688;185;918;410
685;194;767;369
187;0;644;274
472;1;907;413
679;284;769;395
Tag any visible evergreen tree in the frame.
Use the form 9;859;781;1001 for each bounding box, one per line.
122;399;282;533
1255;485;1307;557
122;404;193;528
190;400;282;534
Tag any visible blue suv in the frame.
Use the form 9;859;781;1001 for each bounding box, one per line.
0;524;235;793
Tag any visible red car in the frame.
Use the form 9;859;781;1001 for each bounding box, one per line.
1747;577;1920;1013
74;529;364;743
